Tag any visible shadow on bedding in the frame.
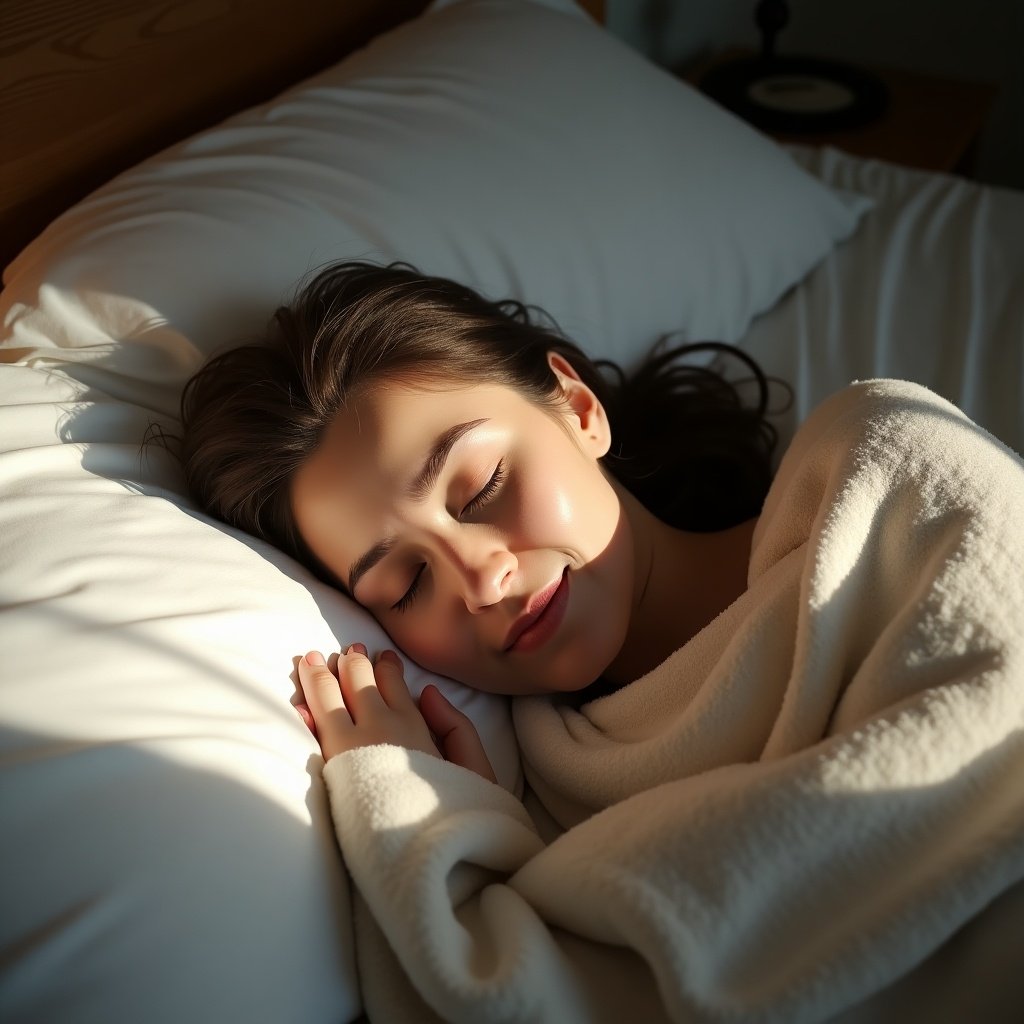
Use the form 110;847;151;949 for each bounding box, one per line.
0;718;361;1024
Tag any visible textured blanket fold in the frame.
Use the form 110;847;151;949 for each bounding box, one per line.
323;380;1024;1023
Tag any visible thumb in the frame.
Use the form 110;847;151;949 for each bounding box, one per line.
419;685;496;784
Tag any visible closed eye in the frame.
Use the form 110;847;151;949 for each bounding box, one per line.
391;461;504;613
461;460;505;517
392;563;425;613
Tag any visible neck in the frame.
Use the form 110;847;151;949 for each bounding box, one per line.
603;485;757;686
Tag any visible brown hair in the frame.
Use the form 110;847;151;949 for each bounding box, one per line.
173;261;783;586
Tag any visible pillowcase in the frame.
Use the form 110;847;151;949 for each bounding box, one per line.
0;1;870;1022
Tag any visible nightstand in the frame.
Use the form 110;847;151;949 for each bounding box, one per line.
684;49;997;176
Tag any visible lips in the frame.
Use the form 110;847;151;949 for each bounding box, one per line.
504;568;570;653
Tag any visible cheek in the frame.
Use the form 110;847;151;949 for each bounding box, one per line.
519;456;617;547
385;614;464;678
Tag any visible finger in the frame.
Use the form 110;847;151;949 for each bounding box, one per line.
294;701;318;738
419;685;496;784
298;650;349;721
372;649;417;711
298;651;354;760
337;643;387;721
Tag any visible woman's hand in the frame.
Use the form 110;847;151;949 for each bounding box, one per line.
297;644;496;784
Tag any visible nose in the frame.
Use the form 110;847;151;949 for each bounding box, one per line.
439;529;517;613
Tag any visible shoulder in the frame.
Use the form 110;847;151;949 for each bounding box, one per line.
777;379;975;476
771;377;1024;514
796;378;959;442
751;378;1024;580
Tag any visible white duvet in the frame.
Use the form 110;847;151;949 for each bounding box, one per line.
323;380;1024;1022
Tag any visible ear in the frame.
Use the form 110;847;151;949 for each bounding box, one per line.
546;351;612;459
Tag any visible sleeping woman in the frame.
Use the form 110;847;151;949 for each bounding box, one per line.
178;261;1024;1023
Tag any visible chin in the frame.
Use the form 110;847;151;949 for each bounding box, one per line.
536;646;621;695
554;669;608;695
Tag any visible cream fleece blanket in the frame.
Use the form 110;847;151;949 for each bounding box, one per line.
322;380;1024;1023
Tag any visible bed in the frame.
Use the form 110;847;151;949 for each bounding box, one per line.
1;1;1022;1021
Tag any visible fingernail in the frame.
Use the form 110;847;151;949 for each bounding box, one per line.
376;649;397;665
306;651;325;666
346;642;367;657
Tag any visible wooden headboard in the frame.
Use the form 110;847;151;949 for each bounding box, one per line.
0;0;605;277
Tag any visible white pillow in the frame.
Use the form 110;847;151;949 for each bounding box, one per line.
0;1;870;1021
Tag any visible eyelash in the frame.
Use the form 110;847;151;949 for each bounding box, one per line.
393;563;425;613
390;460;506;613
461;459;506;517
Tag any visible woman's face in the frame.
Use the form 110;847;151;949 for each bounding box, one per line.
290;355;640;694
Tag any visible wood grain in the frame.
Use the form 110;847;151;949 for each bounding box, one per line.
0;0;431;274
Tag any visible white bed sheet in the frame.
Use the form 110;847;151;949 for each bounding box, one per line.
741;145;1024;459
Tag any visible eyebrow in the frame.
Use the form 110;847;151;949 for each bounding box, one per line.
347;417;489;594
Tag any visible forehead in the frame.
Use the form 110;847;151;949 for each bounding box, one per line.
312;381;520;473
